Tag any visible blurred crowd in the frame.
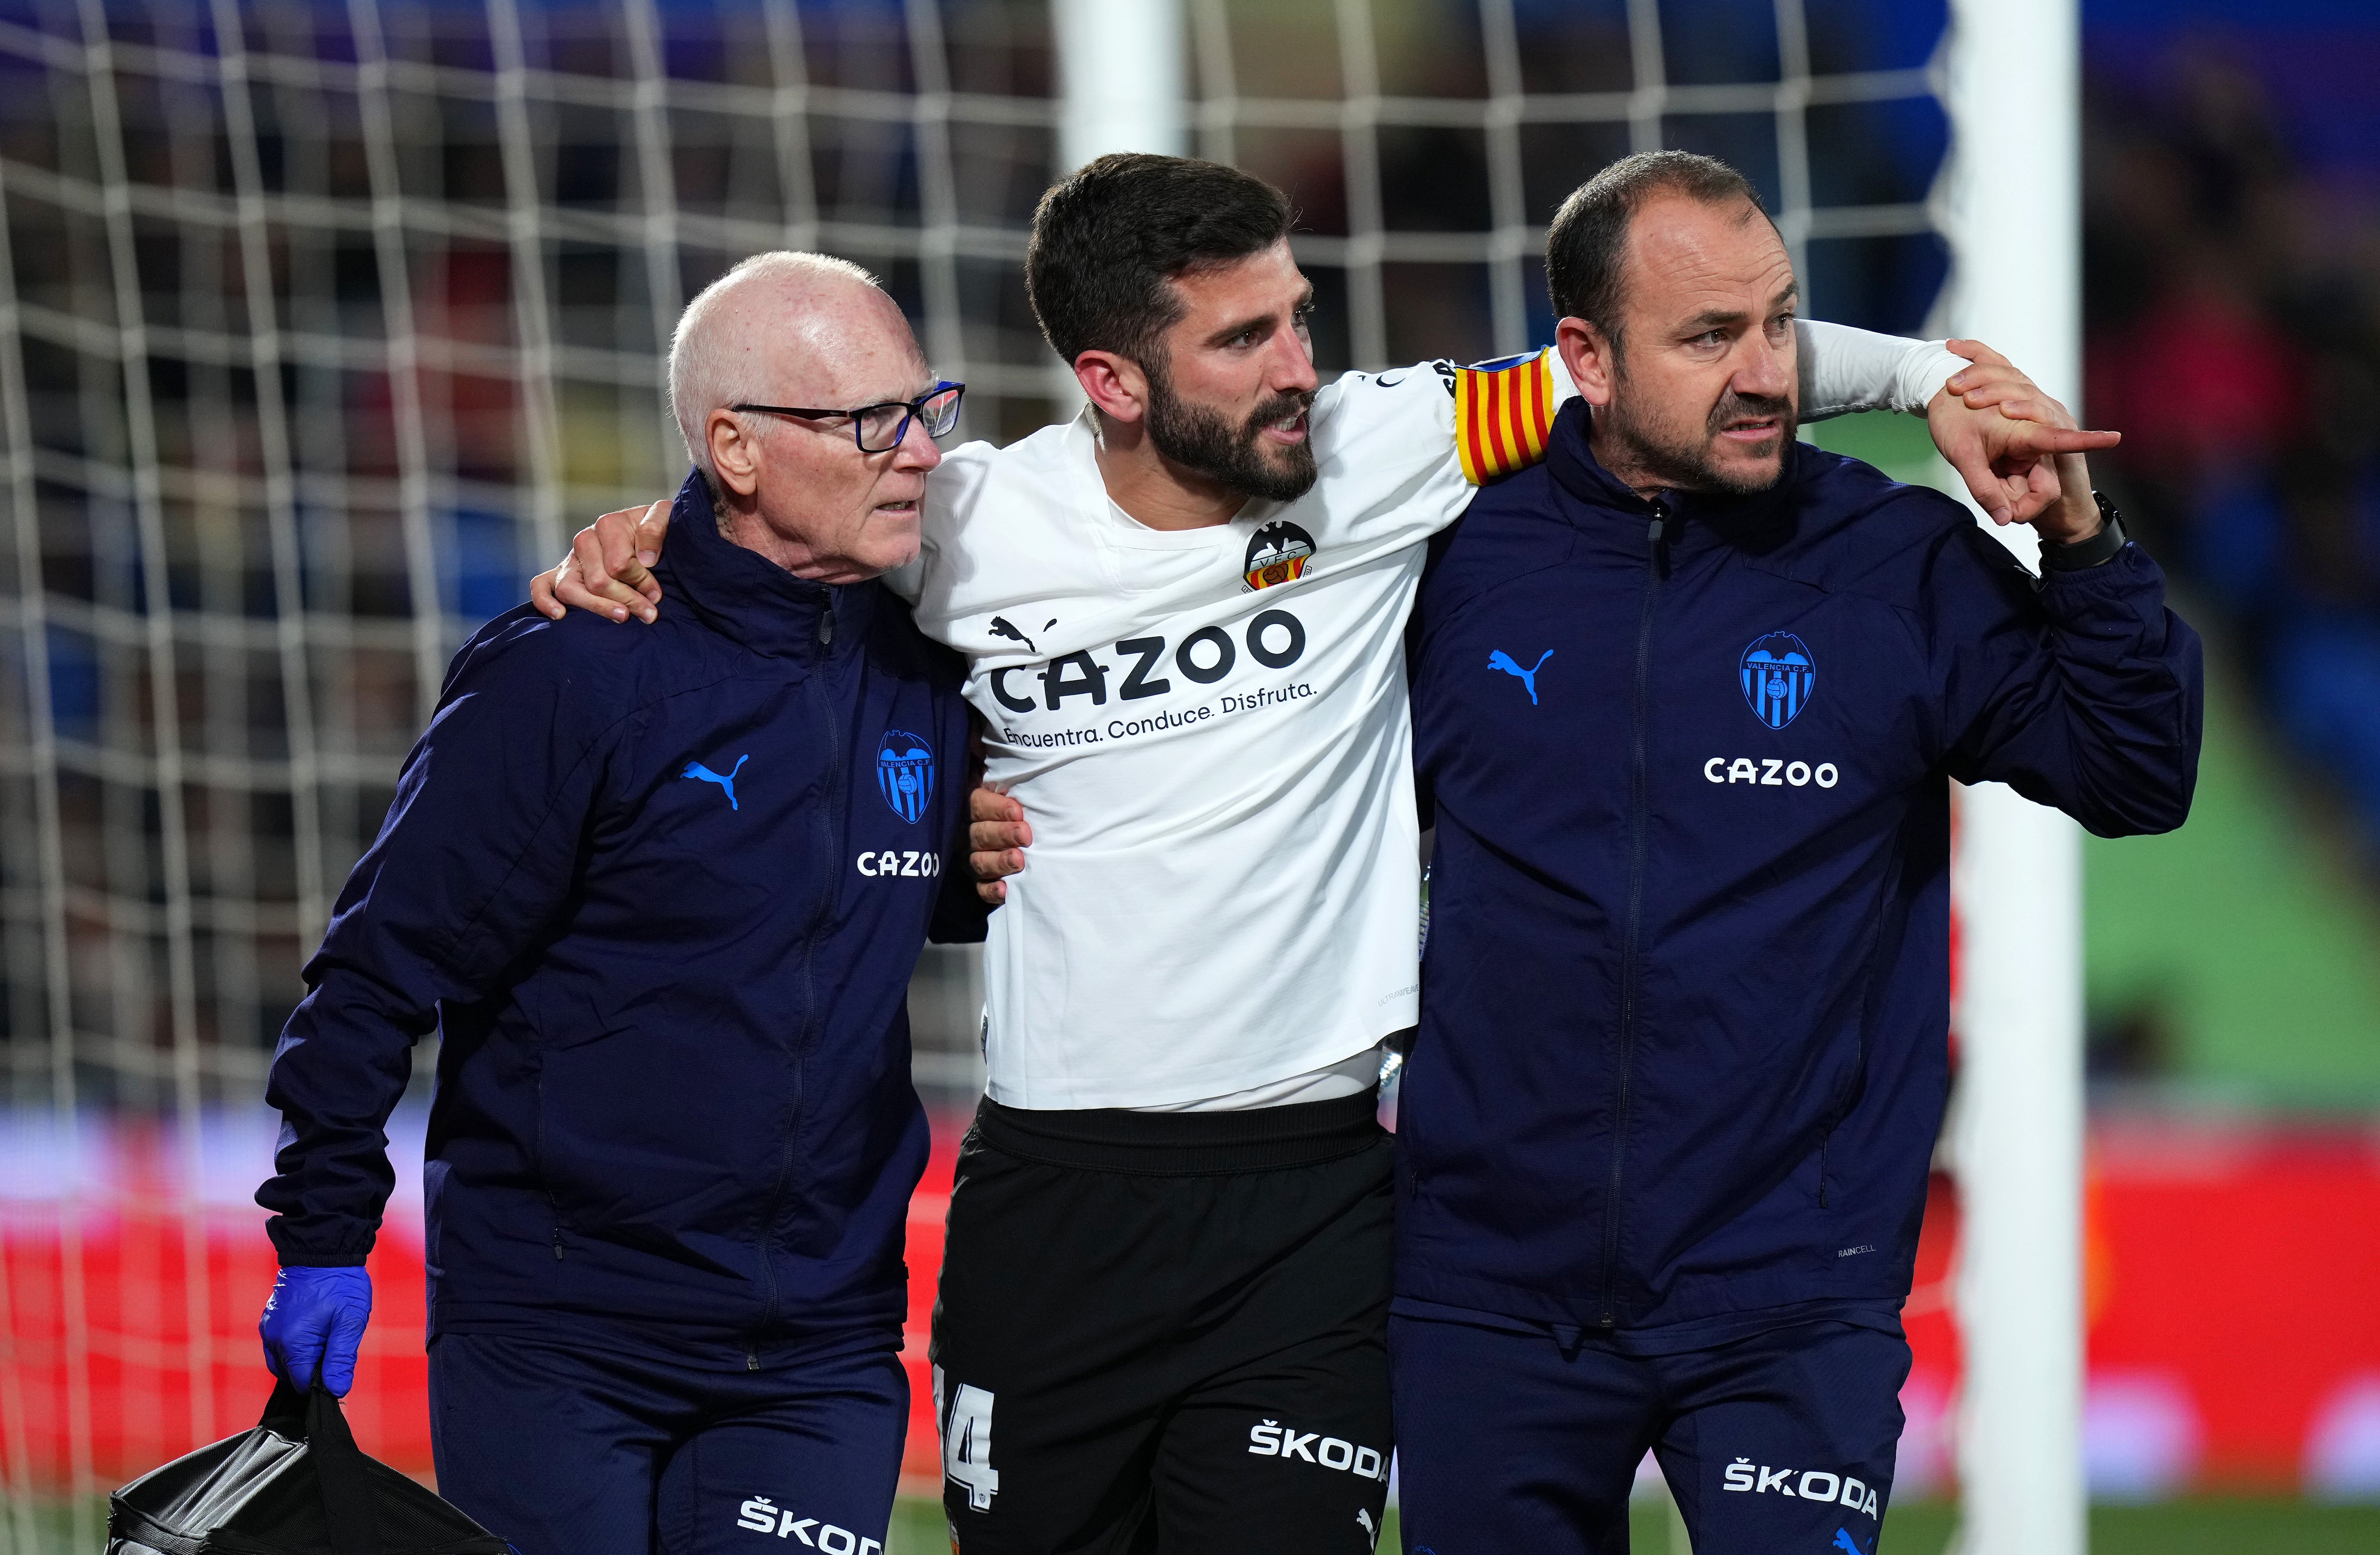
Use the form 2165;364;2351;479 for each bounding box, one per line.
2083;40;2380;860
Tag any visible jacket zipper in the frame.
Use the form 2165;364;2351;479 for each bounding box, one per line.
1600;500;1669;1326
746;646;846;1369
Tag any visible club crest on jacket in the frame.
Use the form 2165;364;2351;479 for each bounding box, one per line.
875;730;934;824
1740;631;1816;729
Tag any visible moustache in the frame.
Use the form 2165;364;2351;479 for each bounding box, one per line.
1708;391;1793;437
1242;389;1316;442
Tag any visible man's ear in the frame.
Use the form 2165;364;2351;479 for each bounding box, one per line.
1074;349;1151;426
706;408;763;498
1557;316;1617;409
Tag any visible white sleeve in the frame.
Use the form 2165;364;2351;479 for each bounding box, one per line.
1307;347;1581;548
1797;319;1969;420
1309;364;1450;466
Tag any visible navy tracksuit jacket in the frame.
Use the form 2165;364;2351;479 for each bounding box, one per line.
1398;401;2202;1339
258;471;976;1364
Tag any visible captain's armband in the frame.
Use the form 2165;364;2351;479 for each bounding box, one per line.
1455;350;1559;485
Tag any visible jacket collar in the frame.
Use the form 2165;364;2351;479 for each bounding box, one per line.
1544;400;1801;556
652;468;876;663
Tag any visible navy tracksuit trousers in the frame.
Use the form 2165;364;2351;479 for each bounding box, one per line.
1391;1313;1908;1555
428;1332;908;1555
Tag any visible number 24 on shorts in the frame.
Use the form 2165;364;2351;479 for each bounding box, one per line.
935;1369;1000;1512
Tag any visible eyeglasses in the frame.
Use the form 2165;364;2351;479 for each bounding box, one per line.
731;381;965;453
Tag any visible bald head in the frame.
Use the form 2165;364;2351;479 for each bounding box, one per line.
666;251;945;584
668;251;924;481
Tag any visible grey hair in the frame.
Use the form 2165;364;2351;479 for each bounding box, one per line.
666;250;883;480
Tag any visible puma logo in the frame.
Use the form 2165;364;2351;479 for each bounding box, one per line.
1357;1507;1377;1543
682;754;749;810
1834;1530;1872;1555
1487;648;1554;706
989;616;1056;654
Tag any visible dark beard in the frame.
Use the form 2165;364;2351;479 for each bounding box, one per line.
1141;356;1319;504
1603;381;1798;495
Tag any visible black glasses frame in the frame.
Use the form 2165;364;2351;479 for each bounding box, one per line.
731;380;966;453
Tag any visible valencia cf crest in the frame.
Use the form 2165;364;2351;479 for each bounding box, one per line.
875;729;934;824
1243;520;1316;592
1740;632;1816;729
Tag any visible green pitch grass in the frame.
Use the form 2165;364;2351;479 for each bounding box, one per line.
1874;1498;2380;1555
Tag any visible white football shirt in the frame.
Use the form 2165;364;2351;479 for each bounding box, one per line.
892;324;1963;1110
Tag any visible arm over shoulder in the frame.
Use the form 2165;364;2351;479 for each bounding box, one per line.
1797;319;1968;420
1303;349;1577;554
1315;347;1582;493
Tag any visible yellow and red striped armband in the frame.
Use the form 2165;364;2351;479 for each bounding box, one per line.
1454;349;1558;485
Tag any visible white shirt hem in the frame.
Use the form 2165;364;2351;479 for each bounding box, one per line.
983;1017;1413;1112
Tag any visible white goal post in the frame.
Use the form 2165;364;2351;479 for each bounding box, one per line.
1054;0;1187;171
1942;0;2088;1552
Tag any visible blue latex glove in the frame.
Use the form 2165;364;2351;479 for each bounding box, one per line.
259;1265;372;1396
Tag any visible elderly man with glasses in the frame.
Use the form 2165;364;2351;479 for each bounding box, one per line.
251;252;979;1555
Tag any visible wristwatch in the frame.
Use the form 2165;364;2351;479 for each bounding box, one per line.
2040;490;2128;572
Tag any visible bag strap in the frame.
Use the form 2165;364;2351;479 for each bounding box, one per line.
256;1373;386;1555
258;1375;309;1438
303;1381;385;1555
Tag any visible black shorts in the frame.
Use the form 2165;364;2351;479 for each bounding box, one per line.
929;1091;1395;1554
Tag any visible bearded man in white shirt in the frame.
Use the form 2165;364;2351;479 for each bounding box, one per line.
535;154;2099;1552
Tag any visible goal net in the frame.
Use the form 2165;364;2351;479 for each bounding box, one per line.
0;0;1971;1545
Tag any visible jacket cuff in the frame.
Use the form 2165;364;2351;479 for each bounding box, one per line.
267;1217;377;1268
2035;542;2165;627
2038;538;2149;592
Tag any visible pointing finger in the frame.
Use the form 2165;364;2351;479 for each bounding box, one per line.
2018;426;2121;454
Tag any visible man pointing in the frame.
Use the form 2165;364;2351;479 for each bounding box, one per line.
1393;151;2200;1553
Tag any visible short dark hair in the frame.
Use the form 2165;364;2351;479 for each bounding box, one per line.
1545;151;1769;350
1026;153;1294;368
